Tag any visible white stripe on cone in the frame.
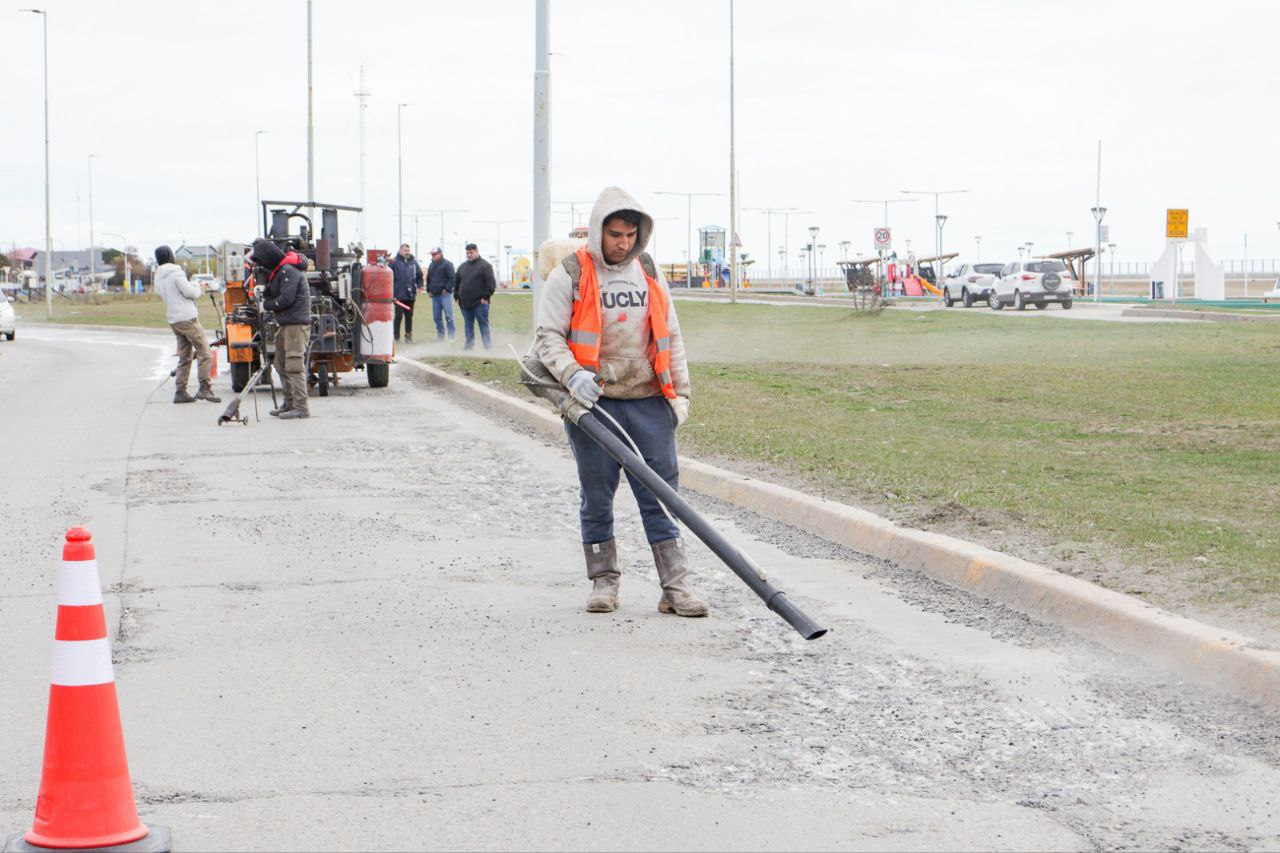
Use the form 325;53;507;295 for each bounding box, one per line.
56;559;105;606
50;638;115;686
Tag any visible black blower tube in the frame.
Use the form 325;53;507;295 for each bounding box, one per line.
573;411;827;641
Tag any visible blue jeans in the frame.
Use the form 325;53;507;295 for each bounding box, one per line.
460;301;491;349
566;396;679;545
431;293;456;338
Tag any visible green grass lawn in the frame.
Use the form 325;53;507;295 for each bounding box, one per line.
14;293;223;330
430;295;1280;626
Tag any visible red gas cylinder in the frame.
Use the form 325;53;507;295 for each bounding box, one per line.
361;264;394;359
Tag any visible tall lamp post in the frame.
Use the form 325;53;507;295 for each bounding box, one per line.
839;240;851;261
254;130;267;235
1066;231;1073;250
87;154;96;290
23;8;52;318
935;214;948;287
974;235;982;261
397;103;412;245
902;189;968;294
477;219;525;284
1091;206;1107;301
807;225;820;289
654;190;723;287
1107;242;1116;295
1025;241;1034;259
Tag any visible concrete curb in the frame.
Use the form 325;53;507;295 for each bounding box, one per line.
1122;307;1280;323
397;356;1280;707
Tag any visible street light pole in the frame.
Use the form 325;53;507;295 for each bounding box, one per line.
397;103;411;246
1108;242;1116;296
807;225;819;290
901;189;968;291
254;130;267;236
477;219;525;284
936;215;947;288
655;190;722;287
87;154;96;290
418;209;469;257
744;207;799;283
975;235;982;261
23;8;52;318
1091;206;1107;302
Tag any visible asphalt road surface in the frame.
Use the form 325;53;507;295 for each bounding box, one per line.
2;326;1278;851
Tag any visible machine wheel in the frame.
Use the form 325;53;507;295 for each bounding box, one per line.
318;362;330;397
989;293;1003;310
943;287;955;308
1062;298;1073;310
1014;290;1027;311
231;361;251;393
962;289;974;308
367;362;390;388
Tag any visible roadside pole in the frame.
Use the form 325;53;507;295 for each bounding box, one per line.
532;0;551;321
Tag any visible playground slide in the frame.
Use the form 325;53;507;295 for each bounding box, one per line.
916;276;942;296
901;275;942;297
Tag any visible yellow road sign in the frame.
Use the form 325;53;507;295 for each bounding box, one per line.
1166;208;1189;239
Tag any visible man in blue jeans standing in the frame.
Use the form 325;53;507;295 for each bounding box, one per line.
425;247;456;341
454;242;496;350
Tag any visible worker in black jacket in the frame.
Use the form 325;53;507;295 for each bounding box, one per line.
250;238;312;419
454;242;496;350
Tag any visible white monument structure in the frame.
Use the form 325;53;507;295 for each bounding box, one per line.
1149;227;1224;301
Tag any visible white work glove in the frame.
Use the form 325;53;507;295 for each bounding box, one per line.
565;370;602;407
669;396;689;428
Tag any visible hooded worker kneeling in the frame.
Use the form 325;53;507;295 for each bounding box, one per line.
534;187;707;617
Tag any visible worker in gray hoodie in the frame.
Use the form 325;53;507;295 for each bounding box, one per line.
153;245;220;404
534;186;706;618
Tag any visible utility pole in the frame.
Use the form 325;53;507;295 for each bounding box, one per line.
533;0;551;318
901;189;968;287
254;130;267;236
477;219;525;284
743;208;798;283
23;8;52;318
1092;140;1105;303
553;200;593;233
728;0;738;303
354;65;370;247
418;209;469;257
87;156;96;292
306;0;314;205
655;190;723;286
397;103;411;245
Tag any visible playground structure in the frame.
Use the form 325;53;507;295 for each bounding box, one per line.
892;252;954;296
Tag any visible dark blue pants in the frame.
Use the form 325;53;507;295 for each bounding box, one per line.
431;293;456;338
459;302;491;349
566;395;679;546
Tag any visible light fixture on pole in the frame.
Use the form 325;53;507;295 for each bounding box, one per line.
1066;231;1073;250
23;8;52;318
417;209;469;258
1017;246;1024;260
397;103;411;245
817;243;827;286
477;219;525;284
1090;206;1107;301
807;225;820;287
935;214;948;285
1025;241;1034;259
974;235;982;261
1107;242;1117;296
839;240;851;261
654;190;723;288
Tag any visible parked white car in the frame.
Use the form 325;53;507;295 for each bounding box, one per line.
0;289;16;340
191;273;221;293
942;263;1006;308
990;259;1075;310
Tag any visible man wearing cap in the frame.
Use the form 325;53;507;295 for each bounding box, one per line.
425;247;457;341
454;243;497;350
153;244;220;404
388;243;423;343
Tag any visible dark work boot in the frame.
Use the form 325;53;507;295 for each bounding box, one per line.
652;538;708;617
173;389;195;404
278;408;310;420
269;404;293;417
584;539;620;613
195;385;221;403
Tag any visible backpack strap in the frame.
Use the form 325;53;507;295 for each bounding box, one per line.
638;252;658;281
561;252;583;301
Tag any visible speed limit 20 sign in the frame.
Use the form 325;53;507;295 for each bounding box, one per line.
874;227;892;250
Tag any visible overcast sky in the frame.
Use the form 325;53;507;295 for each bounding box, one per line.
4;0;1279;274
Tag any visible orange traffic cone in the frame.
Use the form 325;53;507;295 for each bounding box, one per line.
5;529;170;853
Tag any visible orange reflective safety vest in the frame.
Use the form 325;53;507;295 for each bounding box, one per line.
566;246;676;400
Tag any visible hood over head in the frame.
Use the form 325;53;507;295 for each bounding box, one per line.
250;238;285;270
154;245;175;266
586;186;653;271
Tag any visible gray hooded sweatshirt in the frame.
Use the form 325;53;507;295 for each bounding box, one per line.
535;186;691;401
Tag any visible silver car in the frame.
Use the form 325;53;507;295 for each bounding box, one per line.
942;263;1006;308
